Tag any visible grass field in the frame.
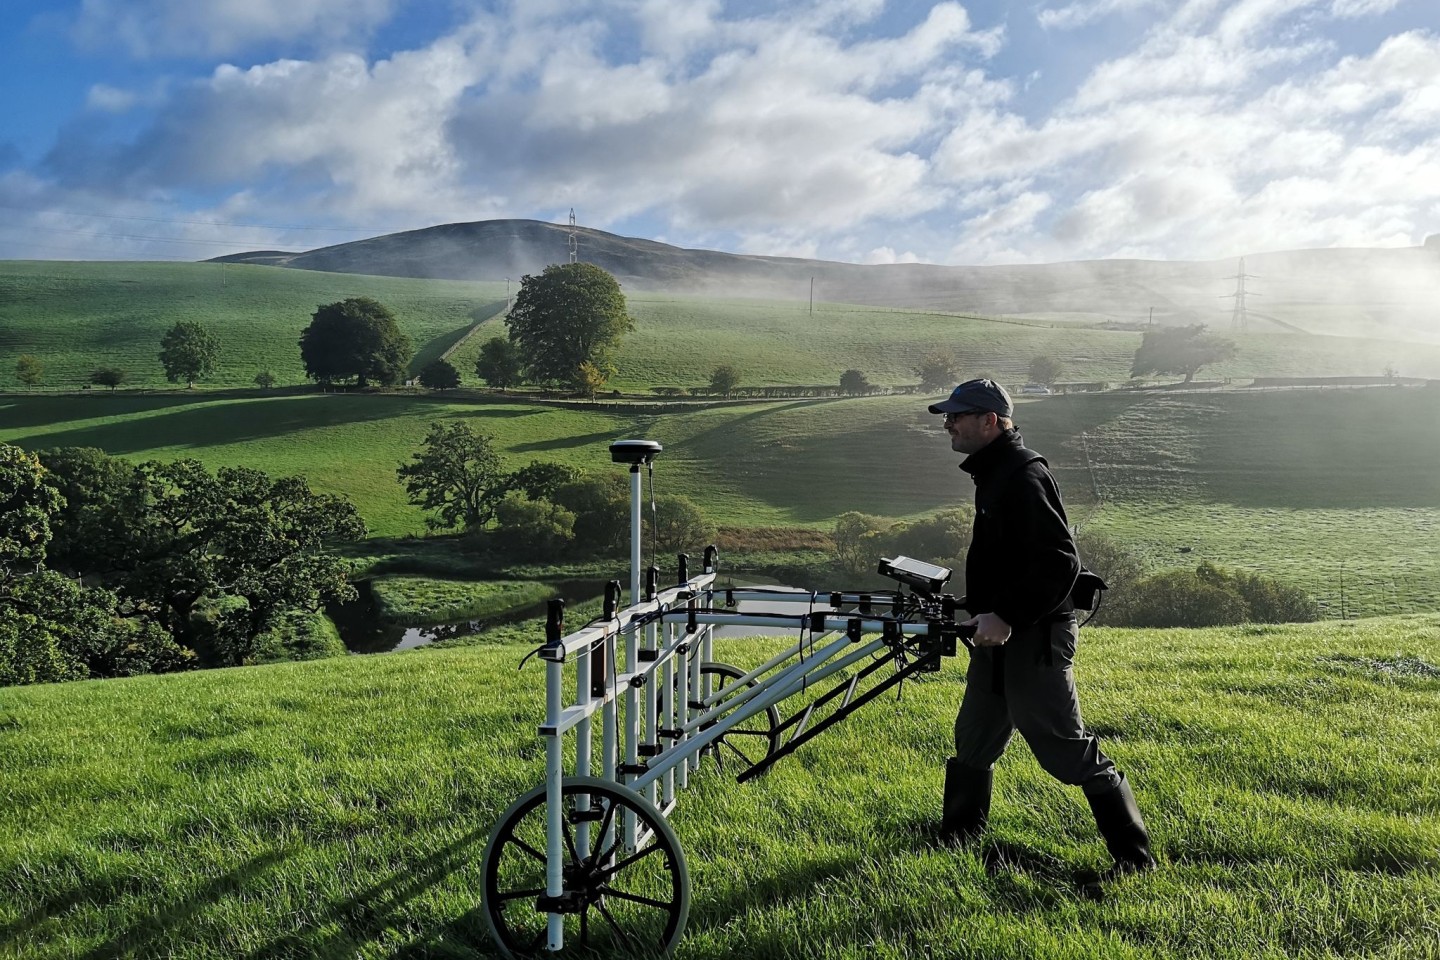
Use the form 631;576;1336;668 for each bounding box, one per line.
2;614;1437;958
8;262;1440;393
0;261;506;388
3;385;1438;617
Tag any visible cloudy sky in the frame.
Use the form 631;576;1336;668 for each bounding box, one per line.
2;0;1438;265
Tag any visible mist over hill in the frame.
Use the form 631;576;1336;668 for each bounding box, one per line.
210;219;1440;343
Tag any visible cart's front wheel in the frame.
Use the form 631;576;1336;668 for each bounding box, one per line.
482;776;689;958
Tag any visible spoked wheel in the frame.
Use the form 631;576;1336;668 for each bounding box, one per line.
482;776;689;958
689;662;781;773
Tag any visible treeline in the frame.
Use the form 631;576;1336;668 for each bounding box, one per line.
396;421;715;563
1;444;365;686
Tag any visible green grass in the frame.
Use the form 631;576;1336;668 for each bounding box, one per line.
8;262;1440;396
2;615;1438;958
3;386;1438;616
369;576;557;624
0;261;505;388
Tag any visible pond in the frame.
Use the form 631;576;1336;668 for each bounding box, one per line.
332;575;825;654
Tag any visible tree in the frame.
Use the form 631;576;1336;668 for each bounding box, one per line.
90;367;126;391
1028;355;1064;386
35;447;158;581
14;355;43;390
113;459;366;665
833;512;888;576
159;320;220;387
419;359;461;390
575;360;610;398
493;495;576;561
505;263;633;387
839;369;872;395
475;337;525;391
397;421;509;530
0;445;63;573
913;349;961;390
506;461;581;502
1131;325;1237;383
549;474;630;555
708;364;740;398
299;296;413;387
254;369;276;389
646;495;716;555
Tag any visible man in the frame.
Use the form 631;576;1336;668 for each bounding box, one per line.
929;378;1155;875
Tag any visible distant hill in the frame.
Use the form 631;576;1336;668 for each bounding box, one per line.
210;219;1440;343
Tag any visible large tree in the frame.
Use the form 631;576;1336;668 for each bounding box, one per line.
159;321;220;387
708;364;740;398
300;296;413;387
418;359;461;390
397;421;509;530
505;263;633;388
1131;325;1238;383
90;367;127;391
475;336;524;390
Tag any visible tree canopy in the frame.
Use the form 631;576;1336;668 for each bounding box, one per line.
708;364;740;398
14;355;43;389
90;367;126;391
505;263;633;388
913;349;961;390
839;369;872;395
475;337;524;390
300;296;413;387
418;359;461;390
31;447;365;669
1028;355;1064;385
159;321;220;386
397;421;509;530
1131;325;1238;382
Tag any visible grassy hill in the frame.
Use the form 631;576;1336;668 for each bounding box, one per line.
209;218;1440;345
2;616;1437;958
0;261;506;388
3;386;1438;617
7;262;1440;393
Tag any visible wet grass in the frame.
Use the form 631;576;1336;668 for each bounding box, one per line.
1;614;1437;958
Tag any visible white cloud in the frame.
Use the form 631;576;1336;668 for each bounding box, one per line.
1038;0;1163;31
70;0;401;58
864;246;922;263
85;84;137;112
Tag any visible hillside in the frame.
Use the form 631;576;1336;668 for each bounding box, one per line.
4;387;1438;616
210;218;1440;344
7;261;1440;390
2;617;1437;958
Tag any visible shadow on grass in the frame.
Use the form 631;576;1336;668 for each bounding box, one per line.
243;827;493;960
63;847;296;960
412;323;482;372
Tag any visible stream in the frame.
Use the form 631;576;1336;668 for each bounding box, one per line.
332;576;820;654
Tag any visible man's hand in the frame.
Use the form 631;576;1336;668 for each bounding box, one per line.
961;612;1012;647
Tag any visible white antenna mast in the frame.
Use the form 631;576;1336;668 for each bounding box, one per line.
568;208;578;264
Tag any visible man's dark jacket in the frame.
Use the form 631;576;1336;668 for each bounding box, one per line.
960;428;1080;630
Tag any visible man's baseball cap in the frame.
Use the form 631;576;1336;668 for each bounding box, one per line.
927;378;1013;417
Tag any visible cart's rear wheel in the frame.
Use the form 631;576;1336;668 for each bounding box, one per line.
691;661;781;772
482;776;689;958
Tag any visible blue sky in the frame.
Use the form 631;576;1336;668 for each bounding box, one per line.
2;0;1438;265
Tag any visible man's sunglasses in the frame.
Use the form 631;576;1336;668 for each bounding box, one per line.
942;410;988;424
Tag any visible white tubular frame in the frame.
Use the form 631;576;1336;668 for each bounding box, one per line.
509;442;965;955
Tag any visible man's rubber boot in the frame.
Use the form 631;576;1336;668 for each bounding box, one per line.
940;759;992;844
1085;773;1157;875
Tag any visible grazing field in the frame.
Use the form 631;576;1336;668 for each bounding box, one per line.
2;615;1437;959
3;385;1439;616
8;262;1440;394
0;261;506;388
